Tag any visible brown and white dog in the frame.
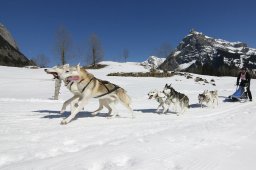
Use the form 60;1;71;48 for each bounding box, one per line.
45;64;134;124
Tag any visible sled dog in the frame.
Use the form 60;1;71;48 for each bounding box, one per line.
148;89;170;114
163;84;189;115
45;64;134;124
198;90;218;108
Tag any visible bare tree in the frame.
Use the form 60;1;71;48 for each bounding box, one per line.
52;26;72;100
155;42;173;58
87;33;104;67
31;54;49;67
55;26;72;65
123;48;129;62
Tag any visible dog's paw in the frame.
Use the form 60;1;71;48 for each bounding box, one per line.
60;120;68;125
107;116;113;119
60;110;65;114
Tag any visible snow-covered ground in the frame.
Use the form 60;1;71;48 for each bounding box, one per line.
0;62;256;170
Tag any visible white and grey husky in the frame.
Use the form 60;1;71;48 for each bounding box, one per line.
198;90;218;108
45;64;134;124
147;89;170;114
163;84;189;115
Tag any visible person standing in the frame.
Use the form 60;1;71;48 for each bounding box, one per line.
53;79;61;100
236;67;252;101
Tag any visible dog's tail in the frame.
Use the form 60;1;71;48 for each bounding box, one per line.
117;88;132;105
117;88;134;118
186;97;190;108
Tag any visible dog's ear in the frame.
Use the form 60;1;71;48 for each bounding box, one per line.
63;64;69;69
77;64;81;73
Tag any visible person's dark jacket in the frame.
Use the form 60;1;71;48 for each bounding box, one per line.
236;72;251;87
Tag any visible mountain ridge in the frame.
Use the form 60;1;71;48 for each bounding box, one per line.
0;23;34;67
159;30;256;76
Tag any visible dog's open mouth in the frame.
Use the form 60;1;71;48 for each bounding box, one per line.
64;76;80;86
148;95;153;99
67;76;80;81
45;70;59;79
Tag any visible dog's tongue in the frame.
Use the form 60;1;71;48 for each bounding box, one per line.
67;76;80;81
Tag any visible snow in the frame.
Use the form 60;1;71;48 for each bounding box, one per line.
178;60;196;70
173;51;181;56
215;39;243;47
246;48;256;55
1;62;256;170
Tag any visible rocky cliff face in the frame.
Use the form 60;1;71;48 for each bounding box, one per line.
159;30;256;75
0;23;19;50
0;23;34;67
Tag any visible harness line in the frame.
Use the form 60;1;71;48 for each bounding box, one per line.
79;77;120;98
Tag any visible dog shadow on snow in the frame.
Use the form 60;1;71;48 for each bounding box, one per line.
189;103;207;108
134;109;177;115
135;103;207;114
34;110;109;119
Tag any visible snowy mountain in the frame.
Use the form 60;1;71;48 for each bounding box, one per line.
159;30;256;75
1;62;256;170
141;56;165;69
0;22;34;67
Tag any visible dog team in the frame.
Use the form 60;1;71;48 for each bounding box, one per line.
45;64;219;124
148;85;218;115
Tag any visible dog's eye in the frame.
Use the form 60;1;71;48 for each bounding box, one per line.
65;71;69;73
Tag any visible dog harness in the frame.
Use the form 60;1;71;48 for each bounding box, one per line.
80;77;96;93
79;77;120;98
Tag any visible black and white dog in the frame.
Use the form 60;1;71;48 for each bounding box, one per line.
163;84;189;115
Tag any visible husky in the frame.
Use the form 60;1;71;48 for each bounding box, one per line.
148;89;170;114
198;90;218;108
45;64;134;124
163;84;189;115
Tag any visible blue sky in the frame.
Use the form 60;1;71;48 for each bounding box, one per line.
1;0;256;66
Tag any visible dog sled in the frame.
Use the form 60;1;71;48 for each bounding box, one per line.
227;85;248;102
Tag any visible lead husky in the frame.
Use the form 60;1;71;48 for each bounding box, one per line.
163;84;189;115
45;65;111;116
45;64;134;124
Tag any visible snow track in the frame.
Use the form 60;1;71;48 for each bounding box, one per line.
0;63;256;170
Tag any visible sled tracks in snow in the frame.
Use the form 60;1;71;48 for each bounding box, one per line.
184;101;254;120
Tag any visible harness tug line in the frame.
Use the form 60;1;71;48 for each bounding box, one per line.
79;77;121;98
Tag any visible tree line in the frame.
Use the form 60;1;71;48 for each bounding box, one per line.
31;26;132;68
31;26;175;68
